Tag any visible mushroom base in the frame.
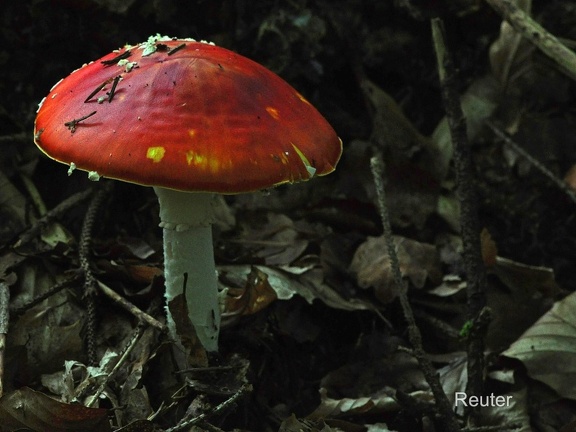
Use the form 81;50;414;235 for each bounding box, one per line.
154;188;221;352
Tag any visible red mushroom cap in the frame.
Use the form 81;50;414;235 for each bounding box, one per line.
34;35;342;193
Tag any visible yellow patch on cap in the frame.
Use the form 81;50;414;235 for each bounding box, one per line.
266;106;279;120
186;150;230;173
295;91;311;105
146;146;165;163
186;149;204;166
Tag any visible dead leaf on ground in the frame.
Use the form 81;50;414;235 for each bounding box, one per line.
0;387;110;432
350;235;442;303
225;266;278;316
357;79;442;228
235;212;311;266
503;290;576;401
96;259;163;287
307;349;432;423
486;256;559;351
220;264;375;316
476;389;531;432
487;0;576;176
488;0;533;87
320;349;428;399
97;236;157;260
493;256;560;298
431;75;501;179
11;279;85;374
308;386;432;422
308;387;394;420
41;350;120;404
438;355;531;429
360;79;432;165
186;354;250;397
168;294;208;367
437;354;468;415
427;275;466;297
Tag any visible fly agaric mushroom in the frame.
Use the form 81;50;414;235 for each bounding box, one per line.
33;35;342;352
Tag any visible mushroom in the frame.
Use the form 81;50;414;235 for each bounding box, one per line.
33;35;342;352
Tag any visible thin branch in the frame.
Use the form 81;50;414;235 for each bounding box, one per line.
79;182;114;364
0;282;9;398
11;273;84;317
85;324;147;407
484;0;576;82
97;280;167;333
432;17;490;421
163;383;252;432
370;155;461;432
486;120;576;205
15;188;94;248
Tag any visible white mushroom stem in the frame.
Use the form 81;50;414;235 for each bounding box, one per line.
153;187;221;352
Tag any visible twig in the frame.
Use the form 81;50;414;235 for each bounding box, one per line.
0;282;9;398
163;383;252;432
461;423;522;432
484;0;576;82
486;120;576;205
19;174;47;216
85;324;147;407
369;155;460;432
11;272;84;317
432;17;490;420
15;188;94;248
97;280;167;333
79;182;114;364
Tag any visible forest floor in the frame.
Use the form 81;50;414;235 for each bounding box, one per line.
1;1;576;431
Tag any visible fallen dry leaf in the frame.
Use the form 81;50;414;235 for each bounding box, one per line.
431;75;500;180
488;0;533;87
219;264;374;314
439;355;530;429
308;387;432;422
350;235;442;303
503;291;576;400
225;266;278;316
564;164;576;192
486;256;560;351
492;256;560;299
0;387;110;432
235;212;310;266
